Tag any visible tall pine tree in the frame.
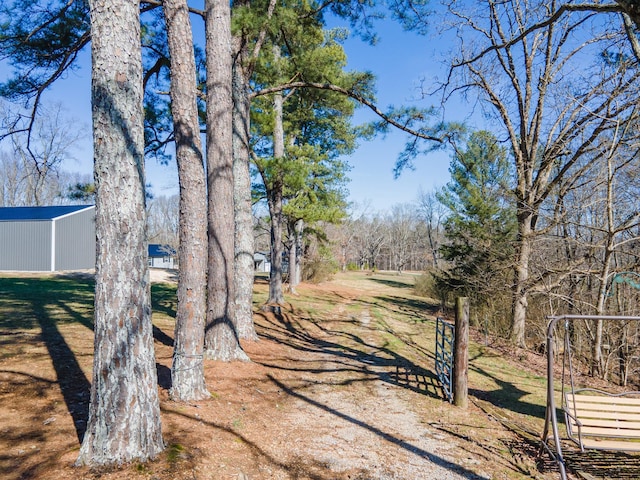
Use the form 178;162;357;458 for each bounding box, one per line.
436;131;516;313
251;14;364;304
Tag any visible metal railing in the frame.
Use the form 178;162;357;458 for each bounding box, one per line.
541;314;640;480
435;317;454;403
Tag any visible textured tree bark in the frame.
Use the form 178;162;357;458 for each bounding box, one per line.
287;228;297;294
287;218;303;292
293;218;303;286
230;0;277;336
266;73;286;306
204;0;248;361
267;185;285;305
232;43;259;341
164;0;210;401
77;0;164;465
617;0;640;28
510;212;532;348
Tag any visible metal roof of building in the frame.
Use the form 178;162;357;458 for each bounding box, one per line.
148;244;177;257
0;205;94;221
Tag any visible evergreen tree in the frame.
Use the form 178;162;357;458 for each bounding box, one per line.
204;0;249;361
67;182;96;202
436;131;516;311
280;95;352;289
164;0;210;399
250;14;362;304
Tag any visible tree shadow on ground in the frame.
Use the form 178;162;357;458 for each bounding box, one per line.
431;419;544;478
0;277;93;441
0;276;178;444
153;324;175;347
151;283;177;318
468;377;545;421
372;294;440;322
0;276;94;331
255;308;444;401
34;300;91;442
0;370;71;479
161;404;369;480
156;363;172;390
468;351;547;421
368;276;415;290
268;374;487;479
331;295;438;363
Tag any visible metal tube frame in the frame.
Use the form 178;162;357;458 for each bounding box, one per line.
541;314;640;480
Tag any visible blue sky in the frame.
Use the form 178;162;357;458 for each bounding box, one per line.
3;14;455;213
336;19;453;212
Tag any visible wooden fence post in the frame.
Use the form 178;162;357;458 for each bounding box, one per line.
454;297;469;408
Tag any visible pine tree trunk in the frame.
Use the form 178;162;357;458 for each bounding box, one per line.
232;43;258;340
267;187;285;305
204;0;248;361
294;218;303;286
288;219;303;292
164;0;210;400
77;0;164;465
266;65;285;306
288;227;297;294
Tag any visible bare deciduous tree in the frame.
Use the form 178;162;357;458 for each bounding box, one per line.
1;103;85;205
443;0;640;346
147;194;179;247
417;189;445;269
385;204;420;273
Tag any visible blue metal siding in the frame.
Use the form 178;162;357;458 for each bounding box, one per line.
0;205;93;221
0;221;52;271
55;208;96;270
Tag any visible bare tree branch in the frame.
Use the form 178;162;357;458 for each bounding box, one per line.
252;81;445;142
622;12;640;61
453;3;622;68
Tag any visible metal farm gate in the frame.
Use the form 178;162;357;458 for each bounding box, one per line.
435;317;454;403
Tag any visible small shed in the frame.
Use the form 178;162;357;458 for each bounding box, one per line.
254;251;270;273
148;244;177;269
0;205;95;272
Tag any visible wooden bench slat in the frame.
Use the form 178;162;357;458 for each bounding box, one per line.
569;418;640;430
579;437;640;451
568;402;640;414
569;425;640;438
570;408;640;420
566;394;640;406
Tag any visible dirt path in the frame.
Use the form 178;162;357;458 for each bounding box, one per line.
213;280;543;480
273;308;490;479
